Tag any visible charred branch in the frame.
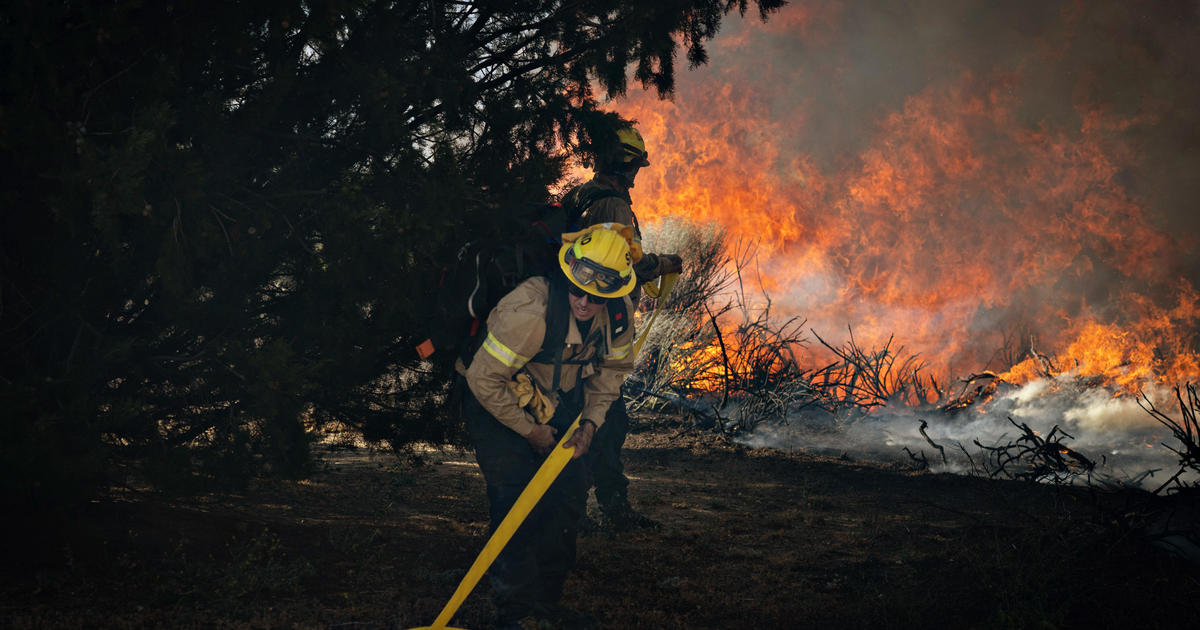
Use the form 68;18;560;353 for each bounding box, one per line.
703;300;731;410
903;447;929;470
972;418;1097;484
940;372;1001;413
1137;383;1200;494
919;419;947;465
955;441;980;474
1029;345;1060;378
626;383;721;429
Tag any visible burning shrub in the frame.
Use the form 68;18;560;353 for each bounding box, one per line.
629;218;738;420
810;329;935;410
632;218;934;431
637;217;856;431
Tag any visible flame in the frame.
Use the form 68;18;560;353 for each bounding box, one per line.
670;342;729;391
999;285;1200;388
599;3;1200;393
665;335;778;393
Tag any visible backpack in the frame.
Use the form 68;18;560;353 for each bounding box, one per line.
413;189;631;383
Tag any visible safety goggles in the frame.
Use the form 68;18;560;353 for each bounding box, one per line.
564;251;628;295
622;145;650;168
566;282;610;304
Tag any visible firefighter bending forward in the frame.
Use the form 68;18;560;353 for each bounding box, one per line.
458;226;637;629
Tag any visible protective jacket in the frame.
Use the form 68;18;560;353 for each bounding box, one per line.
564;177;671;284
461;276;635;438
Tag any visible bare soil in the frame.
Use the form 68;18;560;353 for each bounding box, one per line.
4;416;1198;629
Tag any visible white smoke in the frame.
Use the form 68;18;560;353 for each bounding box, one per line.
735;376;1194;490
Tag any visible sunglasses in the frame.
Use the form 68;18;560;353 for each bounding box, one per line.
566;282;610;304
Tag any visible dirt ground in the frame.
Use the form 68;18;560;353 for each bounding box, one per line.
4;416;1198;629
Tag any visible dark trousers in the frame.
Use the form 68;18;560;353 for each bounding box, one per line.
585;396;630;511
461;380;587;622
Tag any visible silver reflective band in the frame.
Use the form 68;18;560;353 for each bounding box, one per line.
482;332;530;368
607;342;632;360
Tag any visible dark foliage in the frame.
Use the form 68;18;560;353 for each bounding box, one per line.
0;0;784;510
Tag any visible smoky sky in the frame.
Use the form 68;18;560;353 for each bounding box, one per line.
686;0;1200;268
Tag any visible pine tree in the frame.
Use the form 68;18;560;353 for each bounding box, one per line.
0;0;784;510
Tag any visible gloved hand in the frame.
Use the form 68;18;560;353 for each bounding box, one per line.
506;372;556;424
658;253;683;276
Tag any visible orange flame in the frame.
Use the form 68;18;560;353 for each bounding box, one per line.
601;4;1200;392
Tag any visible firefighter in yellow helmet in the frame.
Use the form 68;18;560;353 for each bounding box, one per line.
459;226;637;629
562;122;681;532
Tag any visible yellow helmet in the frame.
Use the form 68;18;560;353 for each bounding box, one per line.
615;126;650;168
558;225;637;298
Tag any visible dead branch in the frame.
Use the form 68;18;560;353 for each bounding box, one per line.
1029;344;1059;378
1137;383;1200;494
918;419;947;465
955;441;980;474
903;447;929;470
940;372;1000;413
626;384;721;428
972;418;1097;484
703;301;731;409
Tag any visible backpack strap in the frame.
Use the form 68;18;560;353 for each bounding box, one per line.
528;274;571;393
566;188;630;231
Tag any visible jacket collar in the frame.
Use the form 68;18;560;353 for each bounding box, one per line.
565;312;605;346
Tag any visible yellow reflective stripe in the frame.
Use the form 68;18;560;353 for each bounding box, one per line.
606;342;633;361
482;332;530;368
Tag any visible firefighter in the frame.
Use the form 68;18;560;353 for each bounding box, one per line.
562;123;683;531
459;226;638;629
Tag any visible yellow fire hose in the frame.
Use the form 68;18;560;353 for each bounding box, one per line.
410;273;678;630
631;271;678;358
409;414;583;630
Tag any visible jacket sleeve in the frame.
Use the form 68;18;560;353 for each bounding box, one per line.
581;295;638;426
581;197;668;283
463;282;548;437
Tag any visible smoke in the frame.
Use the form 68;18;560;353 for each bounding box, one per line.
704;0;1200;200
706;1;1066;169
735;379;1193;489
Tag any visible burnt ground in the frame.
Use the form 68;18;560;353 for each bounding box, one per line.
4;415;1199;630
